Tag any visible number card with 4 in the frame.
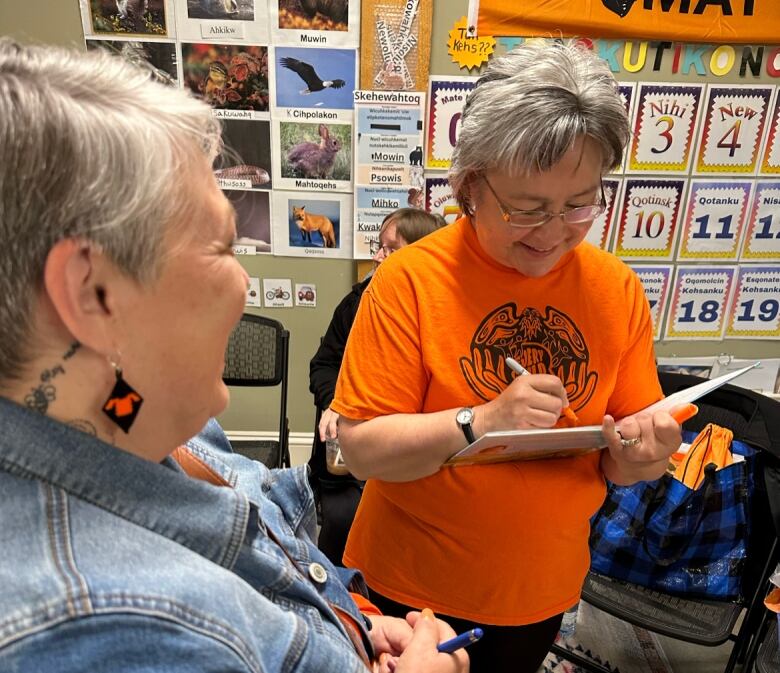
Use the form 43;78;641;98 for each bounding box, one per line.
677;180;752;260
694;84;774;174
584;178;621;250
613;179;685;260
725;265;780;338
425;76;476;169
665;265;736;340
759;88;780;175
741;180;780;259
629;83;703;173
629;264;673;341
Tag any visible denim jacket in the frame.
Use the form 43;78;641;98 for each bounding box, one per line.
0;398;372;672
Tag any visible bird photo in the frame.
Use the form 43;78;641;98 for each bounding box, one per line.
89;0;166;34
274;47;355;110
278;0;349;31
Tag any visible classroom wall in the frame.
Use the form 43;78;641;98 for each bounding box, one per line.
2;0;777;438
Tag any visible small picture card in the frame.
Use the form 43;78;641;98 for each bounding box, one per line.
271;46;358;122
272;119;353;192
270;0;359;48
694;84;774;174
665;265;736;340
80;0;173;37
272;191;353;258
215;119;272;190
584;178;621;250
628;83;703;173
760;89;780;175
174;0;269;43
425;176;461;223
741;180;780;259
612;179;686;260
245;276;261;306
353;185;414;258
725;265;780;338
263;278;293;308
295;283;317;307
425;75;477;169
628;264;673;341
224;189;271;253
677;180;752;260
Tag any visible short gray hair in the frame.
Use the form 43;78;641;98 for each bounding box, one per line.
0;39;221;381
449;40;629;216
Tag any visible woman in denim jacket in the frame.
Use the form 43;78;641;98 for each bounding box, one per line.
0;40;467;673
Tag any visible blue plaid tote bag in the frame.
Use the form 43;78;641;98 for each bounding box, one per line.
589;429;755;600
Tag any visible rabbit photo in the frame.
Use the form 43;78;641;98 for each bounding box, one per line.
282;122;351;181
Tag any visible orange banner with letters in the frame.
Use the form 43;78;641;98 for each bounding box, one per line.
478;0;780;45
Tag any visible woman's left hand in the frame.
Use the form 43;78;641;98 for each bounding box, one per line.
368;615;414;659
600;410;682;485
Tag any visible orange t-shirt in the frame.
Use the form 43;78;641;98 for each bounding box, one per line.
332;216;662;625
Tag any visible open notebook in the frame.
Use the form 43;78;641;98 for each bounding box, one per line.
445;362;759;467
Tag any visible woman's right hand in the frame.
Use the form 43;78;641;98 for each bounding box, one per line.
478;372;569;435
376;609;469;673
318;407;340;441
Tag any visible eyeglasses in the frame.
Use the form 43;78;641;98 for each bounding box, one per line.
368;240;396;257
482;176;607;228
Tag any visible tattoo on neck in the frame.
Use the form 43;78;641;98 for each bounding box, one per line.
24;343;80;415
67;419;98;436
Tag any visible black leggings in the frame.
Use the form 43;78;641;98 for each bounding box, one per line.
368;589;562;673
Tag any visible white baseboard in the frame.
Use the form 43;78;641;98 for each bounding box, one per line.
225;430;315;467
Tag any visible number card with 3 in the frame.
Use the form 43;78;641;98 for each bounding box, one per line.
629;264;673;341
725;265;780;338
584;178;621;250
629;83;703;173
425;76;476;169
759;88;780;174
741;181;780;259
677;180;752;259
665;265;736;340
694;85;773;174
613;178;685;260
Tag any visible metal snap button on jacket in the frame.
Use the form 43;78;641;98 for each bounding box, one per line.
308;562;328;584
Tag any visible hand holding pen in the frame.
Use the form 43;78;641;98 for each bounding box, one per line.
506;357;579;426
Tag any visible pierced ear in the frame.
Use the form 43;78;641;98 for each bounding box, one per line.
43;239;116;352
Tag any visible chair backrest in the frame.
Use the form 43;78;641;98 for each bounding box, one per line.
223;314;290;468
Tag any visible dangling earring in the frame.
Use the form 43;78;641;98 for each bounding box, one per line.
102;355;143;433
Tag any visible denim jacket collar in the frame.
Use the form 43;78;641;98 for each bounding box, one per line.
0;397;249;569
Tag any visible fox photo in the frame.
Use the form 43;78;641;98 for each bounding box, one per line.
280;122;351;181
181;43;269;112
215;119;272;190
274;47;356;110
89;0;167;34
187;0;254;21
286;198;340;249
278;0;348;31
85;40;177;85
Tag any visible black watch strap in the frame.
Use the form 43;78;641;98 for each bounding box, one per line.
456;407;476;444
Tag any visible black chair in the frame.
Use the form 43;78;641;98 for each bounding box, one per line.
223;313;290;469
551;373;780;673
752;611;780;673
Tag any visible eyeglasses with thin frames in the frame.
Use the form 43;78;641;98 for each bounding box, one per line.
368;239;396;257
482;176;607;228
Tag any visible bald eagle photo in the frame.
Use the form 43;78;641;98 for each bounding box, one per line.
280;57;346;94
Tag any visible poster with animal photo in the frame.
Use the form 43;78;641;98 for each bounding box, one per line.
694;84;774;174
181;43;269;118
270;0;359;48
272;191;353;258
627;83;704;174
173;0;269;44
225;189;272;253
272;120;353;192
85;39;178;85
270;46;357;121
80;0;172;37
214;119;272;190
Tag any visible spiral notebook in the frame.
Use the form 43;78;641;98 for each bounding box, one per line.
444;362;760;467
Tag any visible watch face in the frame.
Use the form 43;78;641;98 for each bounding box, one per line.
456;408;473;425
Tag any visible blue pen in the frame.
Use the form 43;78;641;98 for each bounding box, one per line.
437;627;484;654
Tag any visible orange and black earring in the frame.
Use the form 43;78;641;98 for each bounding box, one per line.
102;359;143;433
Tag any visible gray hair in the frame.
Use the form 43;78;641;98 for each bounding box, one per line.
0;39;221;381
449;40;629;216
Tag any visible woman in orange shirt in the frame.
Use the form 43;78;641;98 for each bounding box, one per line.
332;40;683;673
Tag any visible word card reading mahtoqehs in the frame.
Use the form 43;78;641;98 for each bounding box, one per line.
665;265;736;340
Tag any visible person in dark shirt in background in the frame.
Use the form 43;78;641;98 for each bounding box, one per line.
309;207;445;564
